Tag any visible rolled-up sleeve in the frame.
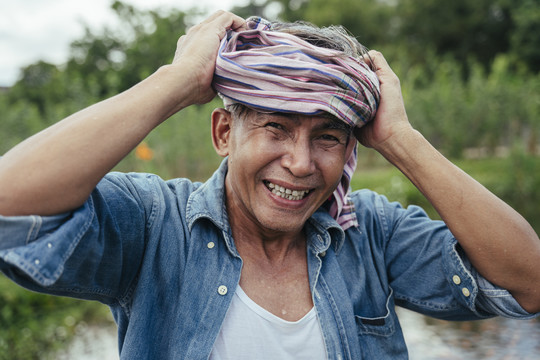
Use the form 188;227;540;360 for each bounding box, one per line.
369;191;538;321
441;237;538;320
0;206;93;286
0;172;158;304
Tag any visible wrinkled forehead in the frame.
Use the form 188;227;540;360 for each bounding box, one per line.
228;104;354;134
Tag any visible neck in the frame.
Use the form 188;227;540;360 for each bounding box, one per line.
231;218;306;264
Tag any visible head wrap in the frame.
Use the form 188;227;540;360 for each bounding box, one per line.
213;17;380;230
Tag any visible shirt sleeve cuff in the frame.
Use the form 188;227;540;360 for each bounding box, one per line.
441;235;539;320
0;199;94;287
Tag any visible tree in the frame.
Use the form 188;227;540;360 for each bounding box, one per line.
256;0;394;47
10;1;193;114
510;0;540;72
66;1;191;96
8;61;62;115
395;0;514;71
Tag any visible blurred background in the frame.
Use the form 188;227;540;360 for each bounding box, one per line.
1;0;539;358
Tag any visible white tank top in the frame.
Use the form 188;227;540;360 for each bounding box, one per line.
209;286;327;360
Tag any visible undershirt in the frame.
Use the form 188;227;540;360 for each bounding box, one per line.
209;286;327;360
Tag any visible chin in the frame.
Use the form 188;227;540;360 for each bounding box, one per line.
255;211;309;235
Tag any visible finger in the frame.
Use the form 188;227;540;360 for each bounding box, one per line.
365;50;390;72
362;51;374;68
203;10;246;31
199;9;228;24
214;11;247;33
364;50;399;85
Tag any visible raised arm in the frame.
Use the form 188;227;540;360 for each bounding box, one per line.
356;51;540;313
0;11;245;217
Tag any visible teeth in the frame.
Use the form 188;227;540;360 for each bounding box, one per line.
265;181;309;201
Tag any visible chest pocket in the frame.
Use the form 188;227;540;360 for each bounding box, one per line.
354;287;396;337
354;287;408;359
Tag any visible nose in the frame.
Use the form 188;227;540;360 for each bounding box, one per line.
281;137;316;178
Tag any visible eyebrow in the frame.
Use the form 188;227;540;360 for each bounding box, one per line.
257;112;352;131
312;116;354;139
321;118;353;133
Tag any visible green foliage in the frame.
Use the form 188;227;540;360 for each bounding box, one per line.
0;274;113;360
352;154;540;234
510;0;540;72
272;0;395;46
396;0;513;70
489;145;540;231
0;94;41;153
114;99;225;180
398;54;540;158
263;0;540;75
65;1;191;97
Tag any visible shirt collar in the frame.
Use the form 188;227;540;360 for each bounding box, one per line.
186;159;231;234
186;158;346;254
308;208;346;254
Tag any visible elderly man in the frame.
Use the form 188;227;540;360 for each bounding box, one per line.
0;11;539;359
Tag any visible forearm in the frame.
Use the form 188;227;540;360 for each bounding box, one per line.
0;11;246;217
378;129;540;312
0;65;190;216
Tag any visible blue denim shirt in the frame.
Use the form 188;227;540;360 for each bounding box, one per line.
0;160;535;359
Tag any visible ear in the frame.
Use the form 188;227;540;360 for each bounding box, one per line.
211;108;233;157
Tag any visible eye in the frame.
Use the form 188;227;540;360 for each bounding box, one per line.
314;129;350;149
263;121;289;140
265;122;284;130
319;134;340;142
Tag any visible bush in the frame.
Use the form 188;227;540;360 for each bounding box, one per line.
353;153;540;235
0;275;113;360
489;146;540;232
399;55;540;159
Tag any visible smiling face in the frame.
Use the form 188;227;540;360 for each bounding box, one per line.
211;107;355;239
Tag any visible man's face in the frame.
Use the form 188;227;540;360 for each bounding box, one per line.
219;109;355;237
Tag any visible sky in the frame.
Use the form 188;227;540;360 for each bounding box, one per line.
0;0;246;87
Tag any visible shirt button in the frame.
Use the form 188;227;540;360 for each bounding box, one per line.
34;259;40;265
452;275;461;285
218;285;228;295
47;243;52;249
207;242;215;249
462;287;471;297
320;251;326;258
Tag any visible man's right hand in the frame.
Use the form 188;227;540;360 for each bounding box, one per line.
171;11;246;107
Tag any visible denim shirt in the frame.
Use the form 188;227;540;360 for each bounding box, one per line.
0;160;535;359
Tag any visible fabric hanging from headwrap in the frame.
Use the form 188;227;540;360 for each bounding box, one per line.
213;16;380;231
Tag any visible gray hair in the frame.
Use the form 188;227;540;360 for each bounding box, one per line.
268;20;369;59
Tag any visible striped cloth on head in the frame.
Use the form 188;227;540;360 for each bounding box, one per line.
213;16;380;231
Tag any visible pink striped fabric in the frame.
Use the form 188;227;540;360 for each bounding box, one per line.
213;17;380;230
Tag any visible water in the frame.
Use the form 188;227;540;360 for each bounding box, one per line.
55;326;117;360
399;308;540;359
59;309;540;359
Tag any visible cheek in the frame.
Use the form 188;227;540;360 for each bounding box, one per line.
320;146;353;188
233;133;283;163
228;134;276;177
318;155;345;188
